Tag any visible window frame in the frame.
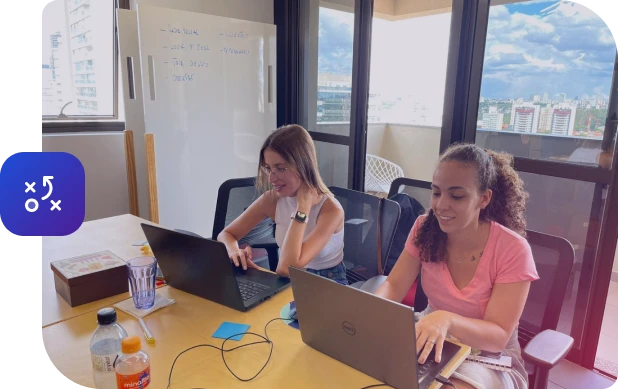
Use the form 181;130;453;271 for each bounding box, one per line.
42;0;130;133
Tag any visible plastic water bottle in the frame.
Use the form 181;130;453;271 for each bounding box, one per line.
115;336;151;388
90;308;128;389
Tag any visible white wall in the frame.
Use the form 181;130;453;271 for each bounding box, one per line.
44;0;274;222
366;123;386;155
42;133;130;222
377;124;441;182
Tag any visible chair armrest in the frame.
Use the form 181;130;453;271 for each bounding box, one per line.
522;329;574;370
350;281;366;289
358;275;388;293
249;237;278;249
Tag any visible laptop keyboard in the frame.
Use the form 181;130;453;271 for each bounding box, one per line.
416;342;461;389
237;278;270;301
416;359;437;384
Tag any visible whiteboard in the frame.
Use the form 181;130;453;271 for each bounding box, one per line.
136;5;276;237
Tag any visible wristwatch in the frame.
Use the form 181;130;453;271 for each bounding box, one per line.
291;210;308;224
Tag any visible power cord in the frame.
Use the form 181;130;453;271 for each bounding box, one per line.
166;317;293;389
435;374;458;388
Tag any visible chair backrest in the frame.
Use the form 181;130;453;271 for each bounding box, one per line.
212;177;275;243
384;193;426;275
518;230;575;345
329;186;401;284
387;177;433;210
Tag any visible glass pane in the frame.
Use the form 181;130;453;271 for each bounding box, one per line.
476;1;617;167
369;7;451;127
364;1;452;192
316;6;355;135
521;171;607;349
42;0;114;117
315;141;349;188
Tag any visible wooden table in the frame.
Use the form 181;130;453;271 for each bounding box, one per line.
42;214;468;388
42;214;155;327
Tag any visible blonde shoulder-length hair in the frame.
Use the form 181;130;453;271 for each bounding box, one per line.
257;124;332;197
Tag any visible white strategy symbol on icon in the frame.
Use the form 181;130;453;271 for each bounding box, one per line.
24;176;62;212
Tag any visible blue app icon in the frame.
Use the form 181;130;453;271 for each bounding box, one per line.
0;152;85;236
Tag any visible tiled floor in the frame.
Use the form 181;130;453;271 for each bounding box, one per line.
596;280;618;377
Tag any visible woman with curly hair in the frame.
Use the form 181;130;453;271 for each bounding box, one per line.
375;143;538;389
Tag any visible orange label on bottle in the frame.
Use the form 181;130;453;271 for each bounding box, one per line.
116;366;150;388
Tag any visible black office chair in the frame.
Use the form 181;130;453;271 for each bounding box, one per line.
329;186;401;287
388;177;433;210
410;230;575;389
212;177;279;271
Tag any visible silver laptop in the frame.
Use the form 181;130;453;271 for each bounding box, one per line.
289;267;462;389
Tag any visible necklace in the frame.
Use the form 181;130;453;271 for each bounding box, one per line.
456;250;484;264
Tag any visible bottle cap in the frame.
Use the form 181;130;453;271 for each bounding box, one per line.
122;336;142;354
97;308;117;325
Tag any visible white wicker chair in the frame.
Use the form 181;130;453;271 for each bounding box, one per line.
364;154;404;194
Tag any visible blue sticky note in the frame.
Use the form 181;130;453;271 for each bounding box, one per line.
212;322;250;341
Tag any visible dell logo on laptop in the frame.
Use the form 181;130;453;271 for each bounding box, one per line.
342;321;356;336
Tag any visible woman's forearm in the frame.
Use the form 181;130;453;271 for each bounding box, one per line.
374;279;407;302
444;311;512;352
277;207;310;276
217;230;240;253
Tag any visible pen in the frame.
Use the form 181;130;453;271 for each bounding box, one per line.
138;317;155;344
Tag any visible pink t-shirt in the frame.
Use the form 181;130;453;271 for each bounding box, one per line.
405;216;539;319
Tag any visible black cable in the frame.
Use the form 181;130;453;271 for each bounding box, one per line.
166;317;294;389
166;317;444;389
435;374;458;388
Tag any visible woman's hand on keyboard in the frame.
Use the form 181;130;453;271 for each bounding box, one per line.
415;310;453;364
228;245;259;270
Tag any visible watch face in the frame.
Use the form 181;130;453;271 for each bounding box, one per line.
297;211;306;218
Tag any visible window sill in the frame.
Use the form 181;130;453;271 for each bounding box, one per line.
42;121;125;134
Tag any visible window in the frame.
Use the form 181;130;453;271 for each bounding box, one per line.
476;1;617;166
470;0;618;372
42;0;116;119
364;2;453;185
368;11;451;127
316;6;355;135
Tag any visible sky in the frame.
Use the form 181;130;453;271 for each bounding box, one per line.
318;0;617;102
480;1;616;101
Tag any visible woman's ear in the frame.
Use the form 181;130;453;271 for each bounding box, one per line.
480;189;493;210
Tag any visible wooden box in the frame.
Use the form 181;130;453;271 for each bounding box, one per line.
51;250;129;307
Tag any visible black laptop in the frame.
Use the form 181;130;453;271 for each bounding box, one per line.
141;223;290;312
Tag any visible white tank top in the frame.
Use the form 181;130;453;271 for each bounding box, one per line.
274;195;344;270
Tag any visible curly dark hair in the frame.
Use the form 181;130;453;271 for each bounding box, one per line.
414;143;529;263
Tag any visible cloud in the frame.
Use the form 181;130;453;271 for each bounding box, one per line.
485;52;528;70
481;0;616;100
317;8;354;75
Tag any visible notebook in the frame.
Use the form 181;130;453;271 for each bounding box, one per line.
466;349;512;371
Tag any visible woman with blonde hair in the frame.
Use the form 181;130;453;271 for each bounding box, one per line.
218;125;347;284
